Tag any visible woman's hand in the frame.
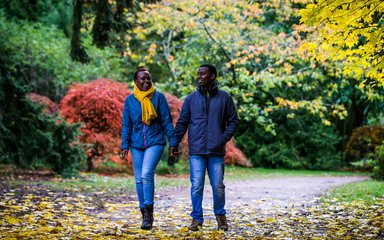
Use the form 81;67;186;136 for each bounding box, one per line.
120;149;128;160
169;146;179;156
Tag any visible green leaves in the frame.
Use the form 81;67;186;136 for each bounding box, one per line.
0;14;125;101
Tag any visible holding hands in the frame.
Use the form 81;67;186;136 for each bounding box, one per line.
168;146;181;166
120;147;180;166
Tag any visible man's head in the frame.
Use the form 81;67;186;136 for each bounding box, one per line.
197;64;217;88
134;67;152;91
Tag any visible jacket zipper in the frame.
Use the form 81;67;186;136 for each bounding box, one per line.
205;90;210;153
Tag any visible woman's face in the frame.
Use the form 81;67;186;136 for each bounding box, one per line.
135;71;152;91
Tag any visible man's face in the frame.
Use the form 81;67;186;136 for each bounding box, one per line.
135;71;152;91
197;67;215;87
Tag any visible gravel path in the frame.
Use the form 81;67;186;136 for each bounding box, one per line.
158;176;369;213
225;176;369;209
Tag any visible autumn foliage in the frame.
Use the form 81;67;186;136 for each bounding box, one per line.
345;126;384;163
59;79;249;171
27;93;59;115
59;79;131;171
225;140;251;167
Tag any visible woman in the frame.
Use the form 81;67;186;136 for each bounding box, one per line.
120;67;178;230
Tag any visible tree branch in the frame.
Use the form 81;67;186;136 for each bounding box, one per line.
162;30;176;81
199;20;237;82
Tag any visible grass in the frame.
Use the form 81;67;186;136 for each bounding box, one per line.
323;180;384;204
156;161;370;180
41;173;138;192
4;173;190;193
224;166;370;180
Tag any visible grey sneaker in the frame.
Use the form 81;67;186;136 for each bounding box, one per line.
188;219;202;231
215;215;228;231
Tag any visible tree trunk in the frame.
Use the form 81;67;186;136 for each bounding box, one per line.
70;0;90;63
92;0;113;48
336;88;367;151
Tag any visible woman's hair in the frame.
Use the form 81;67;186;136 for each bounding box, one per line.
134;67;149;80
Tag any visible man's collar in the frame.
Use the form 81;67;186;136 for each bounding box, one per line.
197;81;219;95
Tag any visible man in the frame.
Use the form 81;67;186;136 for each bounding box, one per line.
175;64;239;231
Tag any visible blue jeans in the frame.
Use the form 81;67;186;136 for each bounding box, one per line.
189;155;226;223
131;145;164;208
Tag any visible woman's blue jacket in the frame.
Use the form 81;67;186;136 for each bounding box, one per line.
121;91;178;150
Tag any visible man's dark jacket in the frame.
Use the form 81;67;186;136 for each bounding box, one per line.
175;82;239;156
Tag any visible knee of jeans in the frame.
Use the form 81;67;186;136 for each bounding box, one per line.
191;182;204;193
141;170;154;182
211;180;225;190
191;187;204;196
134;177;143;185
191;176;204;187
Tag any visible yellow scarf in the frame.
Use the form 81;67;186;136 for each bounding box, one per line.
133;85;158;125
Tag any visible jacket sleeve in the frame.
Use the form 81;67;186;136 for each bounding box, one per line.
121;97;132;150
175;96;191;143
158;93;178;147
223;94;239;142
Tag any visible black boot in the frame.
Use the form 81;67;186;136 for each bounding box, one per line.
141;204;154;230
140;208;145;215
140;208;145;226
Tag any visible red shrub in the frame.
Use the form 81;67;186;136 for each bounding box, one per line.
27;93;59;115
59;79;132;170
225;140;252;167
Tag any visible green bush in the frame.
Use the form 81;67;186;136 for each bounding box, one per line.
0;0;73;35
372;143;384;181
49;120;86;178
255;143;304;169
0;12;125;102
236;110;341;170
0;23;86;177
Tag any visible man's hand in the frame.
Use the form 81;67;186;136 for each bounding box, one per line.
120;149;128;160
168;146;181;166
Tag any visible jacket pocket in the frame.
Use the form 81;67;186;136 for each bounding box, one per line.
210;135;225;152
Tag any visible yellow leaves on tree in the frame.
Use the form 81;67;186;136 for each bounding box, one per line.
299;0;384;85
275;96;347;126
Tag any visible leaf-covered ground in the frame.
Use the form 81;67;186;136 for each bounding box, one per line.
1;174;383;239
